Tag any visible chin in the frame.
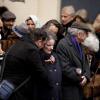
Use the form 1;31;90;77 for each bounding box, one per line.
47;52;51;54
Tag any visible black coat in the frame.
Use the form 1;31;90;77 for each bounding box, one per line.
34;50;62;100
56;33;90;100
2;36;50;100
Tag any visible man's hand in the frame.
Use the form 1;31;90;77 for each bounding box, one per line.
80;76;87;86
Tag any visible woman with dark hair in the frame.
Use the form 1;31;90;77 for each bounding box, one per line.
41;19;63;49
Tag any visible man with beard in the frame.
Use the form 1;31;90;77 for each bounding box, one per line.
1;11;16;40
1;11;19;51
56;22;91;100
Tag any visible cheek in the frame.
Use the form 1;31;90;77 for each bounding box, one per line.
28;25;35;28
83;34;87;40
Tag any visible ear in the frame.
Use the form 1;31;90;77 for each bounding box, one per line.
38;39;43;46
34;39;42;47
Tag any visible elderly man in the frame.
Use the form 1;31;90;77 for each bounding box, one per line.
56;22;91;100
60;5;76;37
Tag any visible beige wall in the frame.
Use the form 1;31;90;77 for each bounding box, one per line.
0;0;61;25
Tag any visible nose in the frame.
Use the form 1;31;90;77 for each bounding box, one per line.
10;21;15;26
50;46;54;50
61;16;65;21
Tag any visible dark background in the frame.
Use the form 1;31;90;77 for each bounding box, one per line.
61;0;100;22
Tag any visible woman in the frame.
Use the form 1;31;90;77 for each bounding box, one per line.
41;19;63;49
25;15;41;32
37;33;62;100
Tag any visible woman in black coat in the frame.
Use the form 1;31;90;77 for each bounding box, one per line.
36;33;62;100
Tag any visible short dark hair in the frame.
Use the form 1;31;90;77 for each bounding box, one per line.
30;28;48;41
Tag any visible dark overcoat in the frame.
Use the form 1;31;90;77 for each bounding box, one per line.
34;50;62;100
2;36;50;100
56;33;90;100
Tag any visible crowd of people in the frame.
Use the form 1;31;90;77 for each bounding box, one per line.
0;5;100;100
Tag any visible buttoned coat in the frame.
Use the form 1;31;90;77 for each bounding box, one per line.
34;50;62;100
56;33;90;100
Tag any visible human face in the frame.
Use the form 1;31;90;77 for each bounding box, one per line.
43;39;55;54
61;11;74;25
77;30;88;42
48;23;58;34
3;19;15;30
36;40;46;49
26;19;35;30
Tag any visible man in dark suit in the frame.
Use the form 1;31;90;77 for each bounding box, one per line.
56;22;91;100
0;27;50;100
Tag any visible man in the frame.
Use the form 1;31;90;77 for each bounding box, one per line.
1;11;19;51
56;22;91;100
1;11;16;39
0;27;50;100
60;5;76;37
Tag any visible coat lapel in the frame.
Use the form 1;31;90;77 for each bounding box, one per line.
66;34;83;61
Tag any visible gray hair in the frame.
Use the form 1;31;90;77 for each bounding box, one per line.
61;5;75;16
67;27;85;35
46;32;57;41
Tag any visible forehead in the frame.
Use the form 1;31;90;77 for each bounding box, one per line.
46;39;55;43
27;19;34;23
3;19;15;22
61;10;72;16
72;28;88;34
